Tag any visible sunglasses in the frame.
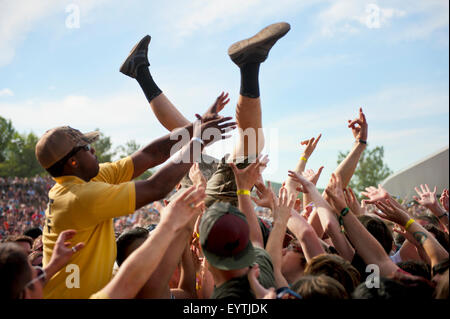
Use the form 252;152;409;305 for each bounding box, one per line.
55;144;92;167
24;266;46;289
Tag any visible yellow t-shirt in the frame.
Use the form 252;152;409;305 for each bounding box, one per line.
42;157;136;299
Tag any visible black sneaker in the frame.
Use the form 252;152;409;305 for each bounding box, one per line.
228;22;290;68
119;35;151;78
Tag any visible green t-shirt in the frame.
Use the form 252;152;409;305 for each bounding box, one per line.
211;247;276;299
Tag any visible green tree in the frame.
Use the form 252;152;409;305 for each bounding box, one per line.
115;139;153;180
0;131;45;177
0;116;15;162
91;128;116;163
116;140;141;159
337;146;392;195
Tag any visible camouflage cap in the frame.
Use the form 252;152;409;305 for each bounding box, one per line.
35;126;99;169
199;202;255;271
168;153;219;202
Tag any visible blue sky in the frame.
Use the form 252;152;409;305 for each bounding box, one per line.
0;0;448;188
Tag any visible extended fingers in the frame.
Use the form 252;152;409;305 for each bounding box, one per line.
57;229;77;243
178;185;197;201
185;187;206;206
73;242;85;252
348;119;363;128
313;133;322;147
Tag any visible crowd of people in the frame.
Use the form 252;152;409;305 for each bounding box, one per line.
0;176;53;239
0;22;448;301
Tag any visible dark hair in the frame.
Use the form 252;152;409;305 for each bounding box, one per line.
116;227;149;266
291;275;349;299
416;215;440;228
5;235;34;248
424;224;449;252
304;254;361;295
358;215;393;254
353;277;408;299
397;260;431;280
0;243;32;299
393;231;405;247
23;228;42;240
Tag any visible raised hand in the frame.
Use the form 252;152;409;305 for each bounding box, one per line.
440;189;449;211
413;184;438;209
230;155;269;191
194;92;236;146
361;184;390;205
251;179;277;212
347;107;368;142
344;187;365;216
201;92;230;120
48;230;85;273
161;185;206;231
303;167;324;186
324;173;347;213
373;199;410;226
392;224;422;248
273;187;296;224
247;264;276;299
287;170;314;194
189;163;207;188
300;134;322;159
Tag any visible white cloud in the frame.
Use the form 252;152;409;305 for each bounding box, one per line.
167;0;323;40
261;84;449;184
0;88;14;97
0;91;167;151
297;0;448;47
0;0;109;67
318;1;406;37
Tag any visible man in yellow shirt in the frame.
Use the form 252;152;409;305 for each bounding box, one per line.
35;64;235;297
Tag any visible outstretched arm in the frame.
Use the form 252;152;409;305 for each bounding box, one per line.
170;243;197;299
230;155;269;248
331;108;368;189
325;176;398;277
131;93;233;179
288;171;355;262
413;184;449;233
309;108;367;238
284;134;321;199
266;187;295;288
43;230;85;283
287;211;325;262
134;113;235;209
95;185;205;299
374;199;449;269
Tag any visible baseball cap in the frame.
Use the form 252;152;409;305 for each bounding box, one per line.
35;126;99;169
199;202;255;270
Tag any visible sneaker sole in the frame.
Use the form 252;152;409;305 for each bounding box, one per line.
228;22;290;60
119;35;151;76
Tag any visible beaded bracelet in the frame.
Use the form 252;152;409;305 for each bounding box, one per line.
339;207;350;233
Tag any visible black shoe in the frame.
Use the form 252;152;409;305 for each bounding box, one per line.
228;22;290;68
120;35;151;78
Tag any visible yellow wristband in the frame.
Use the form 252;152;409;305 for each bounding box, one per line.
300;156;307;162
236;189;251;196
404;218;415;231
